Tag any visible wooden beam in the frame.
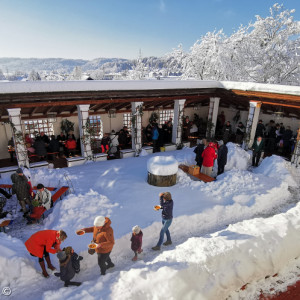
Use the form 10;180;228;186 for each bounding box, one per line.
252;101;300;109
232;89;300;102
30;106;39;115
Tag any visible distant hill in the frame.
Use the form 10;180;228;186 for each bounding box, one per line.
0;56;168;75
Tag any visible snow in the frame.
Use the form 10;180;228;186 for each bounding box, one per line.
1;79;300;98
147;156;178;176
0;146;299;300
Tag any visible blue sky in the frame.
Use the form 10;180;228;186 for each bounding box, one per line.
0;0;299;60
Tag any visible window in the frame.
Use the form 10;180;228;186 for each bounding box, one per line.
88;115;103;139
23;119;54;138
123;113;132;133
159;110;174;126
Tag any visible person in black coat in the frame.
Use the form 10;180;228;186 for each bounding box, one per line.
193;138;207;168
255;120;265;138
48;135;60;158
152;192;173;251
222;121;232;144
282;126;293;157
251;136;265;167
33;137;47;159
217;140;228;175
55;251;81;287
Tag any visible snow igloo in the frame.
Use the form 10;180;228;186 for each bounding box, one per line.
147;156;178;187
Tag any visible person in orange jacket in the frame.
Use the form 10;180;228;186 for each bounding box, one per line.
25;229;67;278
78;216;115;275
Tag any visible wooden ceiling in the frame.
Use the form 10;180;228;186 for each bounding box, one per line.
0;86;300;121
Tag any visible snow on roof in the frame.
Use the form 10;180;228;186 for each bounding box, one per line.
0;79;222;94
221;81;300;96
0;79;299;97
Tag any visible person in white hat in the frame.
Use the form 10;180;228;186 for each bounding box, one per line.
131;225;143;261
77;216;115;275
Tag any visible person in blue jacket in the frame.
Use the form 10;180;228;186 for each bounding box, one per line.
152;192;174;251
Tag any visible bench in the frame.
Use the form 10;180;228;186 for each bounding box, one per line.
29;186;69;222
179;164;215;183
0;166;19;177
47;152;59;160
66;156;85;167
182;141;191;148
142;146;153;154
120;149;136;158
164;144;177;152
29;161;49;169
93;153;108;162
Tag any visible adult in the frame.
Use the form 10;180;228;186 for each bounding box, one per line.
118;126;131;148
282;126;293;157
217;140;228;175
145;123;153;143
101;133;111;153
222;121;232;144
11;168;31;215
182;116;192;141
265;120;276;153
40;131;50;145
152;123;160;153
57;132;66;146
27;183;52;224
0;188;12;199
49;135;60;158
25;230;67;278
255;120;266;138
235;122;245;145
78;216;115;276
162;121;172;144
33;136;47;159
251;136;265;167
8;137;15;162
152;192;174;251
201;141;217;177
193;138;207;168
65;135;77;157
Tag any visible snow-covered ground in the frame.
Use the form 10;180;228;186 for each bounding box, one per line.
0;143;299;300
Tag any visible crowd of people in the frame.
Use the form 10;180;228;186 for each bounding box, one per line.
19;191;173;289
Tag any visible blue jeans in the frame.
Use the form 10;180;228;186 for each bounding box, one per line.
157;218;173;246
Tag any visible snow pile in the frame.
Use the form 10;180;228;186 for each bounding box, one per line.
111;202;300;300
253;155;297;187
0;233;37;289
147;156;178;176
225;142;251;171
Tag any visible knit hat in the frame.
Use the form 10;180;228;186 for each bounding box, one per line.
16;168;23;174
94;216;106;227
132;225;141;234
163;192;172;201
57;251;66;261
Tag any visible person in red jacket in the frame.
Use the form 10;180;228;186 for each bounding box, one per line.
65;135;77;157
25;229;67;278
131;225;143;261
201;141;217;177
78;216;115;276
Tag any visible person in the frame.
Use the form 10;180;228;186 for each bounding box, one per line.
131;225;143;261
57;132;66;155
65;135;77;157
145;123;153;143
33;136;47;160
282;126;293;157
217;140;228;175
39;131;50;145
201;141;217;177
78;216;115;276
11;168;31;215
152;192;173;251
8;137;15;162
152;123;160;152
162;121;172;144
193;138;207;168
222;121;232;144
25;230;67;278
54;249;82;287
251;136;265;167
49;135;60;154
235;122;245;145
265;120;276;153
255;120;266;138
63;246;83;273
118;126;131;148
26;183;52;224
182;116;192;141
101;133;111;153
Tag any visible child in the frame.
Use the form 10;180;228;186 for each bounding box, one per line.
63;246;83;273
55;250;81;287
131;225;143;261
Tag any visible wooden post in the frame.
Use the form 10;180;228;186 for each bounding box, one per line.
147;173;177;187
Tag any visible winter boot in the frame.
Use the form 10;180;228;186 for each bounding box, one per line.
45;255;56;271
39;260;49;278
163;240;172;246
152;246;161;251
132;255;138;261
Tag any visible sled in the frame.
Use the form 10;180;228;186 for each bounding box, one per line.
0;219;13;233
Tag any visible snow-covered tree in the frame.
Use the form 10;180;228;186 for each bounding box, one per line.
68;66;83;80
0;69;6;80
28;70;41;81
164;44;186;76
